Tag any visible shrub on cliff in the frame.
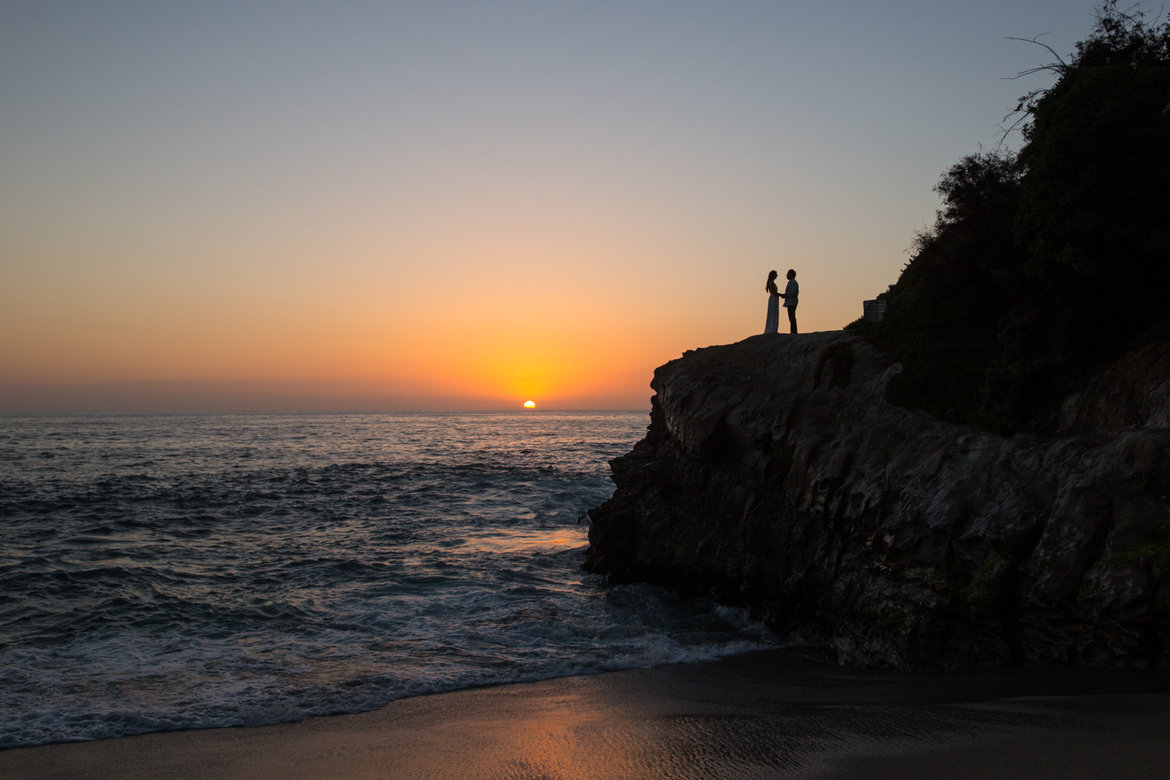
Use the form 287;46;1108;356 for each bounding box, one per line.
877;151;1025;423
857;1;1170;432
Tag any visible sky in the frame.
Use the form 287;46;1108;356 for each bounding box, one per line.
0;1;1140;412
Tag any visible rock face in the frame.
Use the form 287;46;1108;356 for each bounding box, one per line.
584;332;1170;668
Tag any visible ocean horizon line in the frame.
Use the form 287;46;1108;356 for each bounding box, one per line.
0;407;650;418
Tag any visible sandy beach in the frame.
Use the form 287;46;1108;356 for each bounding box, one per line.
3;649;1169;779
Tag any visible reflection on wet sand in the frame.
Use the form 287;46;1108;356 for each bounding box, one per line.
3;649;1168;779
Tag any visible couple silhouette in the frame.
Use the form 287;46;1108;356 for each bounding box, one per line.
764;269;798;334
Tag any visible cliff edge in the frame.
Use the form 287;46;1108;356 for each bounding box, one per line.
584;332;1170;668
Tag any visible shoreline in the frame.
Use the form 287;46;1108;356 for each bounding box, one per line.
3;649;1170;778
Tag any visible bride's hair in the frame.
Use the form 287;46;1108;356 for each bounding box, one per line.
765;270;778;291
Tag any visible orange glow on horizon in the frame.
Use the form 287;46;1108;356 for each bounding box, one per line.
0;228;852;413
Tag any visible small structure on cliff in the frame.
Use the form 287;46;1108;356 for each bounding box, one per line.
584;332;1170;669
862;299;886;323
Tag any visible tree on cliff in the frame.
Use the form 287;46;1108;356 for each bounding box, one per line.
878;150;1024;424
859;1;1170;432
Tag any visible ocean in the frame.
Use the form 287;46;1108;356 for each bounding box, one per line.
0;412;773;749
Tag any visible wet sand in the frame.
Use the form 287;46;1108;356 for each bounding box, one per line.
3;649;1169;779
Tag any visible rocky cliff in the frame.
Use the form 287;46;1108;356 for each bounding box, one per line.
584;332;1170;668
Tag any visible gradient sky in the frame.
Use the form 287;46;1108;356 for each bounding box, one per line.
0;1;1134;412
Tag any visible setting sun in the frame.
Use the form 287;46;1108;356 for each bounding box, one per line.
523;400;536;409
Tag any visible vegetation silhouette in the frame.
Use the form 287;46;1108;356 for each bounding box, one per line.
851;1;1170;433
